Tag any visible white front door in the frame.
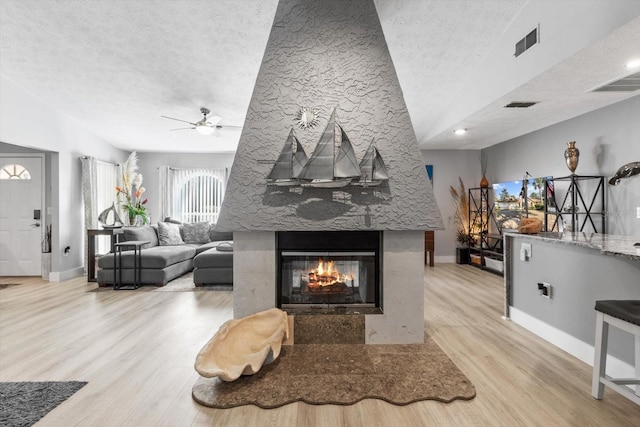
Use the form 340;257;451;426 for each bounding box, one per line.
0;156;43;276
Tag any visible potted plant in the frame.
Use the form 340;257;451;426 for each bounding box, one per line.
450;177;475;264
117;151;149;226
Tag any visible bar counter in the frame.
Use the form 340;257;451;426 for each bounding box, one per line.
512;231;640;260
503;231;640;378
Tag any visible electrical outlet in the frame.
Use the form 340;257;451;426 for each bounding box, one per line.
520;242;532;261
537;282;552;298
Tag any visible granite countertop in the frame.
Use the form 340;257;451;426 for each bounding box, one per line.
505;230;640;260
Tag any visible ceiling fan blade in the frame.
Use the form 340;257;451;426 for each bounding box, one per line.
169;127;195;131
215;125;243;130
161;115;197;126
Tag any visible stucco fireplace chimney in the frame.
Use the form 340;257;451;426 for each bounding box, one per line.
216;0;443;344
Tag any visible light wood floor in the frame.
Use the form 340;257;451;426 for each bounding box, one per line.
1;265;639;426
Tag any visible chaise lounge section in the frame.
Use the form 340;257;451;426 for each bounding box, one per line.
96;222;233;287
193;242;234;286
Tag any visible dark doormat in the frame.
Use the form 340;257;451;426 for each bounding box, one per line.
0;381;87;427
192;336;475;409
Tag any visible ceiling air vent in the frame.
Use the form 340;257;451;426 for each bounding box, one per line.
590;71;640;92
515;27;538;57
504;101;537;108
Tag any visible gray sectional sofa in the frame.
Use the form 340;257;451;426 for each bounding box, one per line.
96;222;233;287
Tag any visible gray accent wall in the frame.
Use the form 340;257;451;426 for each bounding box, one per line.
216;0;443;232
509;234;640;365
420;149;481;261
485;95;640;237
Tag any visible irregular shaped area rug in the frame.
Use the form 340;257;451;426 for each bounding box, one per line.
0;381;87;427
192;336;475;408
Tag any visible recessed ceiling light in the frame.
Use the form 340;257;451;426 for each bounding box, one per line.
453;128;467;136
626;59;640;69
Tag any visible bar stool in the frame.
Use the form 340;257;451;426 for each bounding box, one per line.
592;300;640;405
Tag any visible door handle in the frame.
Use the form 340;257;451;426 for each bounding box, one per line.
31;223;41;227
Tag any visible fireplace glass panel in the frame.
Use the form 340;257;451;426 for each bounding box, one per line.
280;251;376;308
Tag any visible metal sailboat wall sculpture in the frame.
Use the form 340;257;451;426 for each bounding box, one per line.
297;109;362;188
356;139;389;187
266;129;308;186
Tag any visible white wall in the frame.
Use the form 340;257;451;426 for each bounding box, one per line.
485;95;640;237
420;149;480;261
0;76;128;279
426;0;640;140
136;152;235;224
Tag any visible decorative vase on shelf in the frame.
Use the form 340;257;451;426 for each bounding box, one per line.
564;141;580;174
480;175;489;188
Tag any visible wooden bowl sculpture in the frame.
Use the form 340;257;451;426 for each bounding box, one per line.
194;308;289;381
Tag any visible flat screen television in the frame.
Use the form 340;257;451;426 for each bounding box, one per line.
492;176;553;231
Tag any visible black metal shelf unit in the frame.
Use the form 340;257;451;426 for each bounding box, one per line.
544;175;605;233
468;187;503;275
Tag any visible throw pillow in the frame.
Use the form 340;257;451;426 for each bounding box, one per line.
122;225;158;248
216;242;233;252
181;222;211;244
157;221;184;246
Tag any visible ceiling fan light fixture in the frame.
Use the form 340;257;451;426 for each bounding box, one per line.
163;108;228;136
209;115;222;126
196;124;215;135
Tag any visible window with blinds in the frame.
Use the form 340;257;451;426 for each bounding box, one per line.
168;168;227;224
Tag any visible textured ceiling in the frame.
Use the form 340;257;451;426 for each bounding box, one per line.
1;0;639;153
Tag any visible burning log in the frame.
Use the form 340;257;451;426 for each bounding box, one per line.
303;258;353;295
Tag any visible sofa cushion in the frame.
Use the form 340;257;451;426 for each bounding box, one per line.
98;258;193;286
194;267;233;286
209;229;233;242
122;225;158;248
158;221;184;246
98;245;196;269
193;247;233;268
181;221;211;244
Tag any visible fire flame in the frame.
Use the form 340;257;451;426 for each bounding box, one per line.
307;259;353;288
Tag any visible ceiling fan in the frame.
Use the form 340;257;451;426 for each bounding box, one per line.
161;107;241;136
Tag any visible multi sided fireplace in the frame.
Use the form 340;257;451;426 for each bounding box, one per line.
277;231;381;310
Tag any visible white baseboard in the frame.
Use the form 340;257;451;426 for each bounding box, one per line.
510;306;635;379
48;266;84;282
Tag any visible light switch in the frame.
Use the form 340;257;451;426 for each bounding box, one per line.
520;242;532;261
